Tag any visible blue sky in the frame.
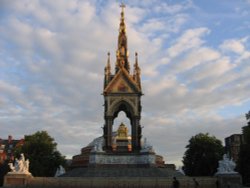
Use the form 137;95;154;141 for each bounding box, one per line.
0;0;250;166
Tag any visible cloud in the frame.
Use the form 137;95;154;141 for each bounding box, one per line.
0;80;21;97
167;28;210;58
172;47;220;74
219;38;248;54
153;0;194;15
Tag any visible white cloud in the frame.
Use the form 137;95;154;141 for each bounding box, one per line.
173;47;220;73
219;38;248;54
167;28;210;58
183;56;233;84
153;0;194;15
0;80;21;96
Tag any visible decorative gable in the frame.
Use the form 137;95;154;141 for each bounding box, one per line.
104;68;140;94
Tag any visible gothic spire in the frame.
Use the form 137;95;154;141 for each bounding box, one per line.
104;52;111;87
133;52;141;89
115;3;130;73
106;52;111;72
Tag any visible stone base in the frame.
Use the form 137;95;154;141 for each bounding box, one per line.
215;173;242;188
4;173;33;187
61;166;184;177
89;152;156;166
27;176;217;188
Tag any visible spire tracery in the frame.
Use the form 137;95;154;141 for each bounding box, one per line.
104;52;111;88
133;52;141;89
116;3;130;73
104;3;141;91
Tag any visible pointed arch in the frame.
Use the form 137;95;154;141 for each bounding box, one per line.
111;99;135;122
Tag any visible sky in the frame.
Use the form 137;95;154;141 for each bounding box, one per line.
0;0;250;167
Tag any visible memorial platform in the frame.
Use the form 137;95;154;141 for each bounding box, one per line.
61;166;183;177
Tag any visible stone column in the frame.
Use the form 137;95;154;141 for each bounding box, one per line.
104;116;113;151
131;116;141;152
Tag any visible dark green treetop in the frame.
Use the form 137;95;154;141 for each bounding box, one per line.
15;131;66;177
182;133;224;176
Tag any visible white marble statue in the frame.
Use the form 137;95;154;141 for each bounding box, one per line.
8;163;15;172
8;153;31;175
92;145;97;152
215;154;237;174
91;137;104;152
54;165;65;177
177;166;186;175
96;140;103;152
141;137;155;153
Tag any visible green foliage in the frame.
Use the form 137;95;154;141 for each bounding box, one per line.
0;161;10;186
244;111;250;143
15;131;66;177
182;133;224;176
237;111;250;185
246;111;250;122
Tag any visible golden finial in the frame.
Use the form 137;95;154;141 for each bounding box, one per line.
107;52;111;68
105;51;111;76
135;52;138;66
120;2;126;12
134;52;141;87
120;2;126;22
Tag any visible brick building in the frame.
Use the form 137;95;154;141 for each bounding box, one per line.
0;135;24;164
225;134;244;162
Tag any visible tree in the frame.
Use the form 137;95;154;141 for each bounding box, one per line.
182;133;224;176
0;161;10;186
237;111;250;185
15;131;66;177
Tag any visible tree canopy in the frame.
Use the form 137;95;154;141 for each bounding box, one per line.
0;162;10;186
237;111;250;185
182;133;224;176
15;131;66;177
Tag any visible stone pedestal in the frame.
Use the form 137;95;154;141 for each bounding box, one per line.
4;173;33;187
215;173;242;188
116;139;129;152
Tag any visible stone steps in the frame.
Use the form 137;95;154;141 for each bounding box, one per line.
61;167;183;177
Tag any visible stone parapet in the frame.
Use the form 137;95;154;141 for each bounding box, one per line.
215;173;242;188
5;176;217;188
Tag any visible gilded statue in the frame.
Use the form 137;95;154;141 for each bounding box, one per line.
117;123;128;138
